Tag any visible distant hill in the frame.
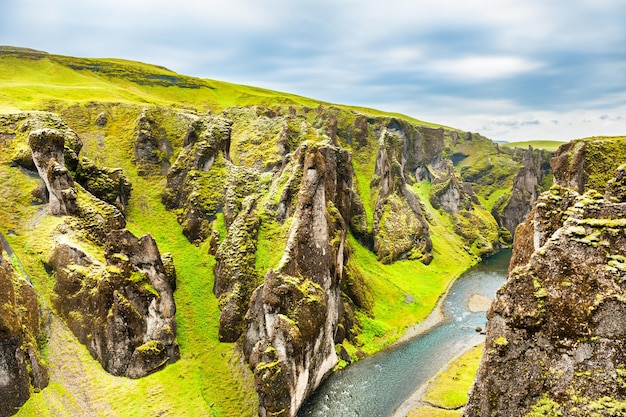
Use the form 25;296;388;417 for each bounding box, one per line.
500;140;567;152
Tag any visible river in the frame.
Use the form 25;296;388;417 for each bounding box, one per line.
298;249;511;417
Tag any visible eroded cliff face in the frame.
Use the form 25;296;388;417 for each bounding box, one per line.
465;137;626;417
3;113;180;387
372;125;433;264
0;236;48;417
492;146;552;237
49;229;180;378
155;106;513;415
0;103;532;416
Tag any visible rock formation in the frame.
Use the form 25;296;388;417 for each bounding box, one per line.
372;125;433;264
15;113;180;381
0;49;559;417
213;195;260;342
162;113;232;243
243;142;352;417
134;110;173;176
75;156;132;211
28;128;79;216
492;146;552;237
0;236;48;417
464;138;626;416
49;229;180;378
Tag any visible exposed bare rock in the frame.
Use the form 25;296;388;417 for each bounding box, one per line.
465;160;626;416
95;111;107;126
429;169;475;214
28;128;78;215
552;137;626;194
134;110;173;176
243;142;352;417
0;236;48;417
492;146;552;237
49;229;179;378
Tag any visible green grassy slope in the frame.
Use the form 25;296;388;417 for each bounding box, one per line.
0;47;504;416
500;140;566;152
0;46;441;127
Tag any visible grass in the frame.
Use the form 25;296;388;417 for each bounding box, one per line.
422;344;484;409
0;46;453;131
405;344;484;417
0;106;256;417
14;176;257;417
0;48;506;416
500;140;567;152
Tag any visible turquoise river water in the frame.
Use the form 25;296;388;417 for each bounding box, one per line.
298;249;511;417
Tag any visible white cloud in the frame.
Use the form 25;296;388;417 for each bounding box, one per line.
1;0;624;144
425;56;545;82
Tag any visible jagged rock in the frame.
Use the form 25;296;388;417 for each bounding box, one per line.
161;252;177;291
134;109;180;176
465;163;626;416
214;196;260;342
429;173;474;214
162;114;232;243
492;146;552;236
71;186;126;242
95;112;107;126
372;126;432;264
75;157;132;211
49;228;179;378
28;128;79;215
552;137;626;194
0;236;48;417
243;142;353;417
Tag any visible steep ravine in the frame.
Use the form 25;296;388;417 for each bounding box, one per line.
1;100;548;416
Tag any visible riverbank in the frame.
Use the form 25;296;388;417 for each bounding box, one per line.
390;250;512;417
391;341;483;417
298;249;510;416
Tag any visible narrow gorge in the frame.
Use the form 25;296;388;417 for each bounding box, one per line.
0;48;574;417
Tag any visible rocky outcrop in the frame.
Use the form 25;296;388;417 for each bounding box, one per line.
213;195;260;342
492;146;552;237
552;137;626;194
162;114;232;243
464;145;626;415
28;128;79;215
243;142;353;417
134;110;174;176
0;236;48;417
372;125;432;264
75;156;132;211
49;228;179;378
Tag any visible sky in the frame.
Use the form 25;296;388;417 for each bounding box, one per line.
1;0;625;142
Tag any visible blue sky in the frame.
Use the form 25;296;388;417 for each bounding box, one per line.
1;0;625;141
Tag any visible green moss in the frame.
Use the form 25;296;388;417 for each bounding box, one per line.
581;137;626;192
136;340;164;354
525;393;563;417
421;344;484;410
493;337;509;348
